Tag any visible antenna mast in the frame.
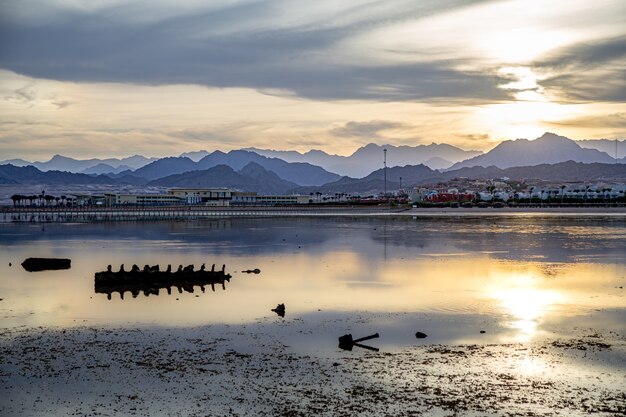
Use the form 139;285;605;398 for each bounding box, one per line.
383;148;387;198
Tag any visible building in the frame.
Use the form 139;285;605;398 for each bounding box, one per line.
104;193;183;206
231;192;258;205
72;194;106;206
167;188;232;205
255;195;311;205
231;192;311;206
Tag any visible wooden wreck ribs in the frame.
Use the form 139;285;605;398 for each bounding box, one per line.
94;264;232;300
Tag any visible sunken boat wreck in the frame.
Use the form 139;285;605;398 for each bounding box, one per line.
94;263;232;300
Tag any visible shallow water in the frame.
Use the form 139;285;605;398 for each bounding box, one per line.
1;216;625;350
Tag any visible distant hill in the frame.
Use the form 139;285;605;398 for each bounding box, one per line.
3;154;159;173
443;161;626;182
179;150;210;161
80;163;133;175
291;161;626;194
132;157;198;180
0;158;31;167
450;132;618;169
577;139;626;160
247;143;481;177
0;164;127;185
196;150;340;185
291;164;439;194
135;150;341;185
148;163;298;194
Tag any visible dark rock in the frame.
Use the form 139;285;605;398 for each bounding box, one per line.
21;258;71;272
415;332;428;339
271;303;285;317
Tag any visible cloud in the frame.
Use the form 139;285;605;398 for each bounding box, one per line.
331;120;411;139
0;0;509;102
453;133;490;142
533;37;626;102
51;100;71;109
4;82;37;105
545;113;626;129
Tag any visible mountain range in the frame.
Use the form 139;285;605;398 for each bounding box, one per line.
2;132;626;195
0;164;136;186
133;150;341;186
577;139;626;159
292;161;626;195
449;133;622;170
2;133;624;180
3;159;626;196
246;143;482;176
0;154;159;173
148;162;298;195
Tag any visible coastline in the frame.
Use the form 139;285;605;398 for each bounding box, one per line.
2;205;626;223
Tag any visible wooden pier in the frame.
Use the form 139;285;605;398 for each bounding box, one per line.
0;205;408;222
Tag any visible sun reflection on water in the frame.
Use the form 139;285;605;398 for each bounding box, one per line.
493;285;563;342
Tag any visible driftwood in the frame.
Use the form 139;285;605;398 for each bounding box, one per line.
94;264;231;300
338;333;380;352
22;258;71;272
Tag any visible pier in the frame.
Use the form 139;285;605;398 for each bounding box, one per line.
0;205;408;222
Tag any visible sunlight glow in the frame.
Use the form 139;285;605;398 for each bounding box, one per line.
494;286;562;342
480;29;573;63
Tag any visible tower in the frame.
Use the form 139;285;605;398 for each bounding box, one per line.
383;148;387;198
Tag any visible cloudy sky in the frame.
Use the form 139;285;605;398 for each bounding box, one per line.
0;0;625;160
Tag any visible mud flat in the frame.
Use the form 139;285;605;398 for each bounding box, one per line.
1;317;624;416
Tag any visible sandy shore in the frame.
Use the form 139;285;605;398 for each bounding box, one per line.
1;318;624;416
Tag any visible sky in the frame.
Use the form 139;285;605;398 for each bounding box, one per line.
0;0;625;160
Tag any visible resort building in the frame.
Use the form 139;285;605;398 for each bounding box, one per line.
104;193;184;206
231;192;311;206
255;195;311;205
167;188;232;205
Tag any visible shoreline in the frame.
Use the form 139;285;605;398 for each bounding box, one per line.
2;205;626;223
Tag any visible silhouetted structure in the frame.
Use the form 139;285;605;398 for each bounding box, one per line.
338;333;380;352
94;263;231;300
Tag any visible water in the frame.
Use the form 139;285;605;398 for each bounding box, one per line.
1;216;624;349
2;215;625;416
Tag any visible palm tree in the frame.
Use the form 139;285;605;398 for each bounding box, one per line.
44;195;54;207
602;188;610;205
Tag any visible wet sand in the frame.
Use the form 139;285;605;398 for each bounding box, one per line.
1;316;624;416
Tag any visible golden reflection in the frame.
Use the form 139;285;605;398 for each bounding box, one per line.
2;245;625;333
492;286;562;342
